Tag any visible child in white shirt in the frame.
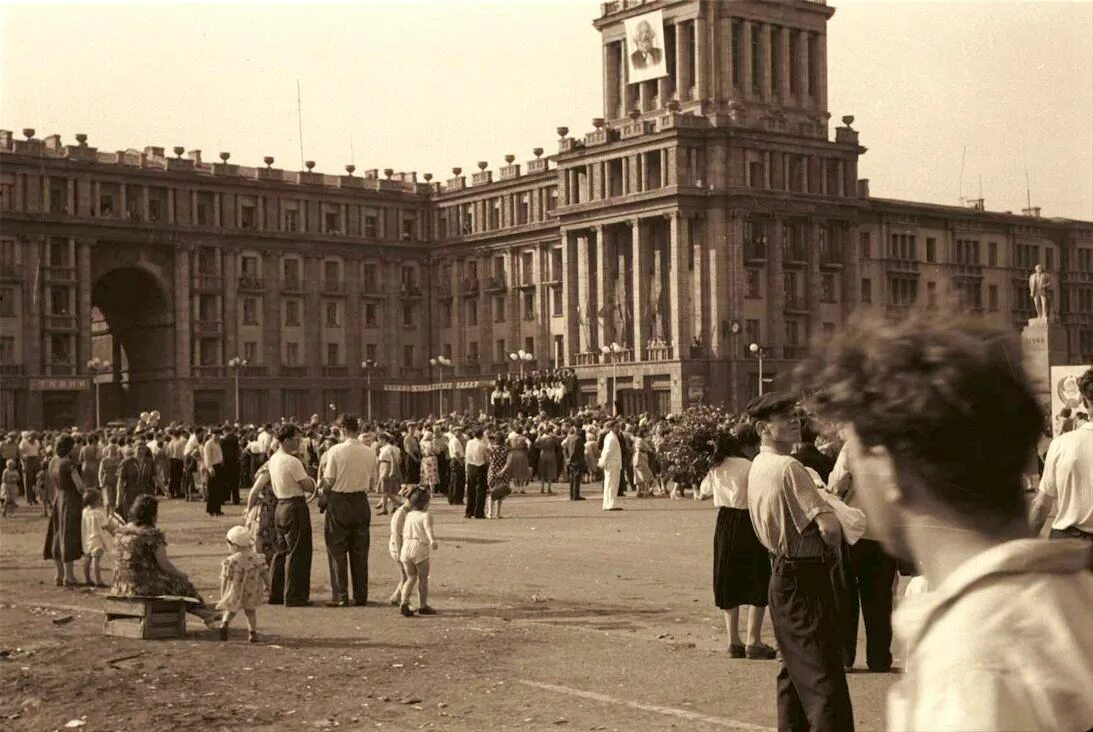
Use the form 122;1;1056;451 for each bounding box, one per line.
1;459;19;516
388;488;412;605
81;489;120;587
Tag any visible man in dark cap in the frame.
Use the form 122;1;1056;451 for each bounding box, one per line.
745;392;851;731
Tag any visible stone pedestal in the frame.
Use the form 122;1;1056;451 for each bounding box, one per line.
1021;318;1068;407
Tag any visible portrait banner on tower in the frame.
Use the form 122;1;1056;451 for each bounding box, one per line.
1049;365;1091;435
624;9;668;85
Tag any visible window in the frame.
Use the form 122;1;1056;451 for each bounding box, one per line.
0;287;15;317
1081;330;1093;359
365;343;377;361
1077;288;1093;314
745;269;761;299
889;233;916;261
750;22;762;92
198;294;217;322
283;258;300;284
49;287;69;316
49;333;71;363
550;248;563;281
524;337;535;354
927;281;938;308
496;339;506;363
242;298;258;325
285;342;300;365
465;299;478;327
440;300;452;328
821;274;837;303
926;237;937;263
283;209;298;232
326;343;340;365
1077;249;1093;273
364;303;378;328
0;336;14;363
363;263;378;292
243;341;257;362
284;299;301;327
324;302;339;327
402;215;416;241
955;239;981;265
468;342;480;361
364;213;378;239
552;287;563;317
988;241;998;267
859;231;871;259
0;175;14;211
744;319;760;356
324;211;341;234
889;277;918;306
988;284;999;311
518;193;530;225
493;295;506;323
323;260;340;285
443;343;453;361
49;238;70;267
523;291;536;320
198;338;217;366
784;271;800;306
731;19;743;87
240;205;256;230
241;255;259;276
0;239;15;269
402;345;414;368
860;278;872;304
402;303;415;327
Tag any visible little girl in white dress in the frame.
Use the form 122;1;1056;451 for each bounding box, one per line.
216;525;270;642
398;488;437;617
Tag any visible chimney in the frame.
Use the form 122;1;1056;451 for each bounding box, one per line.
856;179;870;198
186;149;202;164
1022;206;1041;218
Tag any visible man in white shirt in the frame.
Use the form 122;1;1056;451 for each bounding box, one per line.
202;428;225;516
18;431;41;505
1031;365;1093;543
255;424;273;459
446;427;466;506
268;424;316;607
464;428;489;519
798;313;1093;732
320;414;377;607
598;420;623;511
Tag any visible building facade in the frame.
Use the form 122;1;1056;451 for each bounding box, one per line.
2;0;1092;428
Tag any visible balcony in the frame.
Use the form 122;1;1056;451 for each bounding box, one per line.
194;320;223;336
954;264;984;279
820;251;845;271
461;279;480;296
784;297;810;314
401;366;425;378
437;281;453;298
44;315;78;331
743;241;768;264
782;248;808;268
281;366;309;378
884;258;920;275
646;342;674;361
400;282;424;299
45;362;77;376
517;276;537;289
282;276;306;294
239;365;267;377
238;275;264;292
460;361;480;376
485;276;507;293
574;352;600;366
194;274;223;291
523;311;537;322
44;266;77;284
0;264;21;281
0;364;24;376
783;346;808;360
193;365;224;379
361;282;384;298
322;365;348;377
321;279;346;295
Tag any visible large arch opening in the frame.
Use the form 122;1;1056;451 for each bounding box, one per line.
91;267;174;422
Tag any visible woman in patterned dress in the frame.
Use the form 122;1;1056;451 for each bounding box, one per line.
534;428;561;494
506;430;531;493
43;435;84;587
244;462;280;566
487;432;512;519
419;431;439;493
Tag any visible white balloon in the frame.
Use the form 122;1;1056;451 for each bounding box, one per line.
139;411;151;422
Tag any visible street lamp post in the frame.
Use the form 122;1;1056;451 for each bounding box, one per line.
361;359;378;422
86;357;112;429
748;343;769;397
598;342;623;415
508;349;534;379
430;356;453;414
227;356;248;422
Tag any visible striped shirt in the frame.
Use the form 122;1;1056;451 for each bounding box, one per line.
747;447;832;559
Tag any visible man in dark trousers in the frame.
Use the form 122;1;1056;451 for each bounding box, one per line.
319;414;376;607
463;428;489;519
746;392;852;731
220;425;242;505
267;424;316;607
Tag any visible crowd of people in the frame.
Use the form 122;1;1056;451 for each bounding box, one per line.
2;314;1092;730
489;368;579;418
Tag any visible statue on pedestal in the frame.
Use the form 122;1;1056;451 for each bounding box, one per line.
1029;264;1053;321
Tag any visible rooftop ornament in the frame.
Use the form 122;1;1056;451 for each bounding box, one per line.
477;161;488;171
556;126;569;138
75;133;88;145
452;167;462;176
629;109;641;121
305;160;316;171
532;147;543;158
219;151;231;162
842;115;855;128
345;164;355;175
592;117;605;129
173;146;185;158
504;154;515;164
384;168;394;179
264;156;275;167
423;173;433;182
22;128;35;139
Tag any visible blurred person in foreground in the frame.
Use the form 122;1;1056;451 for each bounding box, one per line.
796;312;1093;732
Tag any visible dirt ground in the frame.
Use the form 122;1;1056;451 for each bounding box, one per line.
0;486;898;731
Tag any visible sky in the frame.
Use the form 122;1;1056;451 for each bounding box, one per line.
1;0;1090;219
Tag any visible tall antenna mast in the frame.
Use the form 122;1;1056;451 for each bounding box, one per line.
958;145;966;204
297;79;305;169
350;132;355;166
1025;165;1032;211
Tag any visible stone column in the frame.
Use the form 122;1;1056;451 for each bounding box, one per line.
796;30;809;107
767;218;786;356
639;81;650;113
705;212;728;358
604;41;617;120
223;248;238;362
675;22;689;102
817;33;828;112
595;225;610;346
779;27;791;103
304;256;322;375
690;217;706;349
759;24;772;101
695;15;707;103
658;24;674;103
631;219;645;361
561;230;575;366
76;239;92;374
23;237;43;376
668;213;685;354
741;21;753;100
576;230;592;355
142;185;151;221
118;184;127;219
175;246;192;381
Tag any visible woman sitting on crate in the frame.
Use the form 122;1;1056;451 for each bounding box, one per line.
110;494;220;628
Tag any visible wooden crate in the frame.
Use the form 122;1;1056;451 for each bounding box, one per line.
103;596;187;640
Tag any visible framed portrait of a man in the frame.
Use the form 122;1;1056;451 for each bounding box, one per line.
624;10;668;84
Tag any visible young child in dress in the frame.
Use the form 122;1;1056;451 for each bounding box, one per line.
80;488;120;587
1;459;19;516
398;488;438;617
388;486;413;605
216;525;270;642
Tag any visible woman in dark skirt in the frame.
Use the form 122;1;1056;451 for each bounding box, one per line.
43;434;85;587
699;432;775;660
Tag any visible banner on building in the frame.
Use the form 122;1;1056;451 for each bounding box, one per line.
382;379;492;393
624;9;668;85
1049;365;1091;435
30;377;90;392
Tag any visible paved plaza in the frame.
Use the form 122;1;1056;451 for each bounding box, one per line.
0;488;899;731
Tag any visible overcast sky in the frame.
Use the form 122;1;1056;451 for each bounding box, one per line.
2;1;1090;219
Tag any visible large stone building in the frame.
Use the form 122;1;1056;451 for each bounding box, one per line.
2;0;1091;428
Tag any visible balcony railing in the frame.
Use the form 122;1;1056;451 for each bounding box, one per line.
782;247;808;266
281;366;309;378
44;315;78;330
462;279;480;295
401;366;425;378
0;264;21;280
45;362;77;376
44;266;77;284
518;276;536;289
744;241;768;263
646;342;674;361
239;365;267;377
238;275;264;291
485;276;507;292
282;276;305;293
193;365;224;378
885;258;920;274
322;280;346;294
0;364;24;376
194;275;223;291
322;365;348;377
361;282;383;297
400;283;423;298
194;320;223;336
574;352;600;366
954;264;984;279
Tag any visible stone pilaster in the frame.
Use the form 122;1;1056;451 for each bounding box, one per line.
223;248;238;362
668;213;685;353
631;219;645;361
577;230;592;354
596;225;611;346
767;218;786;356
